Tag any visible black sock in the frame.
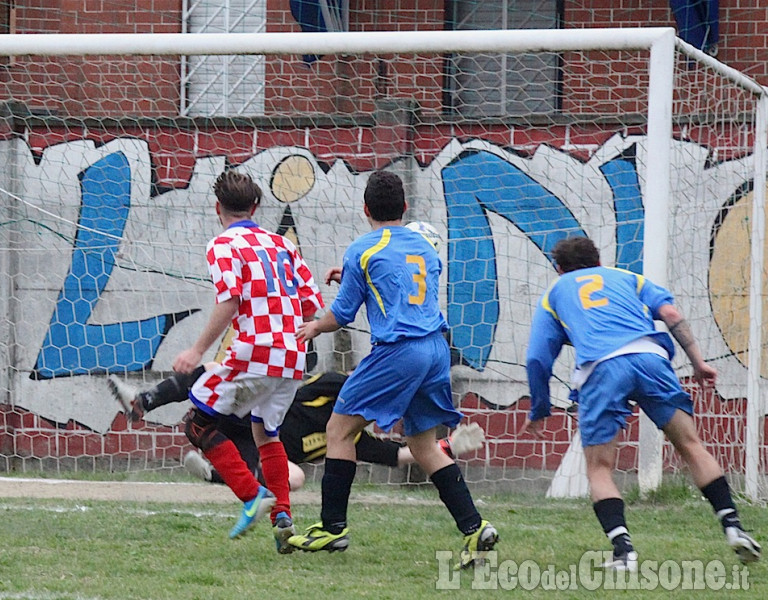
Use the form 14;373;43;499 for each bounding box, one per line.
145;366;206;411
593;497;634;554
430;463;481;535
700;476;742;530
321;458;356;534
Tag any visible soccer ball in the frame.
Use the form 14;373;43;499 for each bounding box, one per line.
405;221;441;251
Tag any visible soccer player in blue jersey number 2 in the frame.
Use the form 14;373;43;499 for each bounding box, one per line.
287;170;498;568
523;236;760;570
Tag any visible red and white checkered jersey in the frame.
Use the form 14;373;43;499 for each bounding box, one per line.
206;221;324;379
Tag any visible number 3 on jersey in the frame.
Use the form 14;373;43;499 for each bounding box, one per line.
406;255;427;305
576;274;609;309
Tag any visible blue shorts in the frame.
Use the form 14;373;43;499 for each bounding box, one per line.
334;331;462;436
578;353;693;447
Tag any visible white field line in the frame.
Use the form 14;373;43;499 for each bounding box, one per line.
0;477;439;505
0;501;234;519
0;593;105;600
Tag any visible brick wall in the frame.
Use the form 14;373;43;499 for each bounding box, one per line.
567;0;768;86
264;0;768;118
0;1;182;117
18;0;182;34
1;1;767;118
264;0;446;117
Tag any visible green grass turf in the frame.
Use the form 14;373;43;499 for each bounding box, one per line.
0;482;764;599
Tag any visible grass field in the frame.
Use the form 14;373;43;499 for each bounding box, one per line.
0;480;765;599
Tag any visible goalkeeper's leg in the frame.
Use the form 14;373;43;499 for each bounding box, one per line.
109;364;206;421
145;365;207;409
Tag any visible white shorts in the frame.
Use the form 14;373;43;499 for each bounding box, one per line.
189;365;301;435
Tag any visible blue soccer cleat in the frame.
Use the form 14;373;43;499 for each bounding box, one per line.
229;487;276;539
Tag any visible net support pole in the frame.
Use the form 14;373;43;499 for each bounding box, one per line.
638;30;675;495
745;92;768;500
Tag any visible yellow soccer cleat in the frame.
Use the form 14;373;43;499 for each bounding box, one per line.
457;520;498;570
287;522;350;552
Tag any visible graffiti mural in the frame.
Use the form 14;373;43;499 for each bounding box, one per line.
32;152;196;379
3;132;763;434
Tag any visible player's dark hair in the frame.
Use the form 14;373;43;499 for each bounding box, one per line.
552;236;601;272
364;170;405;222
213;170;262;213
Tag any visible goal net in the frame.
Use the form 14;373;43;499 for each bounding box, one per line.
0;28;766;499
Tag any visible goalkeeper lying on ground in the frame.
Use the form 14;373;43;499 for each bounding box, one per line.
108;369;485;491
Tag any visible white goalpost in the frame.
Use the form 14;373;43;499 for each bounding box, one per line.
0;28;766;499
0;28;686;56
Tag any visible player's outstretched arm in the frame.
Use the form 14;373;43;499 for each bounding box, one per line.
392;424;487;466
446;423;486;456
324;266;342;285
174;298;238;373
657;304;717;388
297;310;341;342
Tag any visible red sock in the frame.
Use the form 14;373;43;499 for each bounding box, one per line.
204;440;260;503
258;440;291;521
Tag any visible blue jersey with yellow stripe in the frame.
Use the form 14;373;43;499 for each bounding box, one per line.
330;226;448;344
535;266;676;365
526;266;677;420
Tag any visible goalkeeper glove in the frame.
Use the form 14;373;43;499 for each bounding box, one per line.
438;422;486;458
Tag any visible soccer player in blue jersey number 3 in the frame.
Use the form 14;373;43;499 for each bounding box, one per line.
287;170;498;568
523;236;760;571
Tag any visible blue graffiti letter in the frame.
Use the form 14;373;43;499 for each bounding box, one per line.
442;150;585;371
33;152;192;379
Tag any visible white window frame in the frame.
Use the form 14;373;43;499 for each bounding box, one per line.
181;0;267;117
447;0;562;117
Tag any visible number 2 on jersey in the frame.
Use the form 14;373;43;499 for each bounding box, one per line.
576;274;609;309
407;255;427;305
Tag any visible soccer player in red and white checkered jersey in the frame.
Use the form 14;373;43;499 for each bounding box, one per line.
173;170;323;552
